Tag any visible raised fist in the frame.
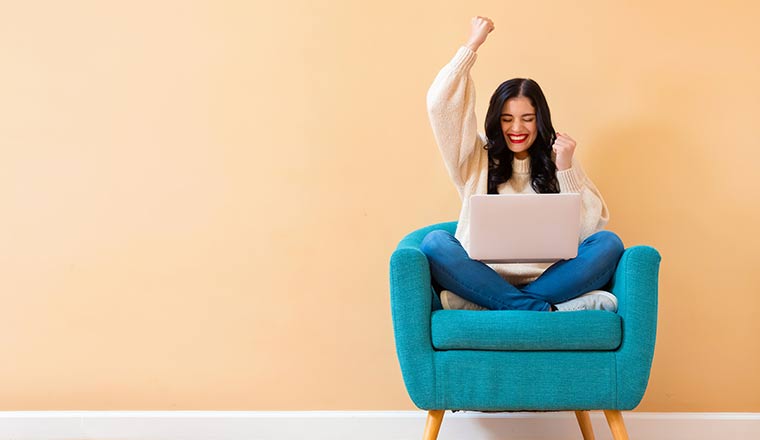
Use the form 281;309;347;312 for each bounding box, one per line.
466;16;495;52
552;132;577;171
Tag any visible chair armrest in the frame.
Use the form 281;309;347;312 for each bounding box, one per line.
389;222;456;409
608;245;662;409
389;246;437;408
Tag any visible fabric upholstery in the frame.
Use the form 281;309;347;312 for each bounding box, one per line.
389;222;661;411
431;309;622;351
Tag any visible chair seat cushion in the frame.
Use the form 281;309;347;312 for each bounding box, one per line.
431;309;622;351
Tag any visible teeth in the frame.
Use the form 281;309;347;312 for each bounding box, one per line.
509;135;527;140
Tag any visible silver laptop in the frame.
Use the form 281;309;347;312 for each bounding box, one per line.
469;194;581;263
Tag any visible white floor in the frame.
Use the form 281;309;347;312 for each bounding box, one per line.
0;410;758;439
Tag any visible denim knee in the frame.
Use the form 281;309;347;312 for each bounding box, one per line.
590;230;625;261
419;230;455;258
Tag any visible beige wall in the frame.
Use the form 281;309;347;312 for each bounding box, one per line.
1;0;758;410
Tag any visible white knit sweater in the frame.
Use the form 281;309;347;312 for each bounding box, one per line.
426;45;610;286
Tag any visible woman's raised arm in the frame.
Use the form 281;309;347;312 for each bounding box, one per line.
426;17;494;189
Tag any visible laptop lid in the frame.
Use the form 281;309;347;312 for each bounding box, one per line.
468;194;581;263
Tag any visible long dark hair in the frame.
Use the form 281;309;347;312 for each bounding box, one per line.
483;78;560;194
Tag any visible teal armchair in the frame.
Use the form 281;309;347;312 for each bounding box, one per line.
389;222;661;440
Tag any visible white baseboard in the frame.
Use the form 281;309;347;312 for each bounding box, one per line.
0;410;758;440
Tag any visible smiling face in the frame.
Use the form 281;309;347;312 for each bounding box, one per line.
500;96;538;159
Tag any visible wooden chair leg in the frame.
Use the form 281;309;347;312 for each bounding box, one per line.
574;410;596;440
603;410;630;440
423;410;445;440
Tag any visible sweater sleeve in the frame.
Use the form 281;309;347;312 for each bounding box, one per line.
556;156;610;242
426;46;484;188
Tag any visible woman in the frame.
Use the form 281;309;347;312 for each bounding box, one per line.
421;16;624;312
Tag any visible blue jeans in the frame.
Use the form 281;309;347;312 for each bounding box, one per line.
419;229;625;311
